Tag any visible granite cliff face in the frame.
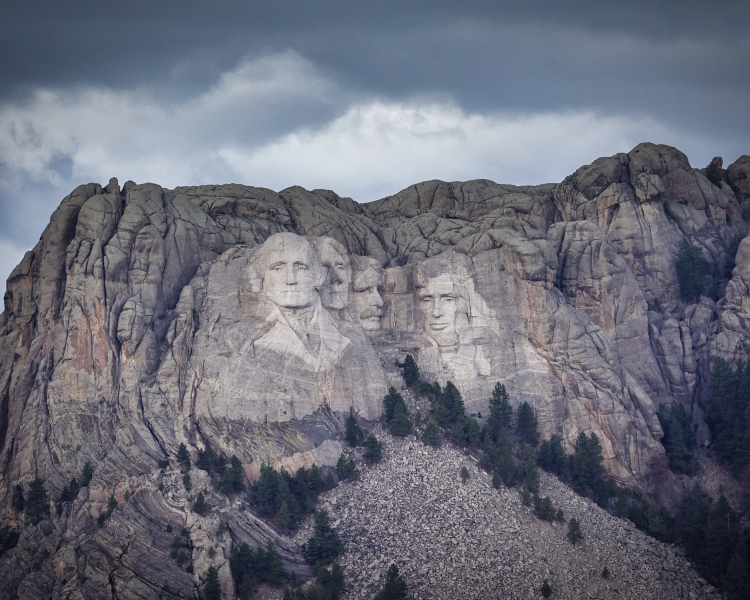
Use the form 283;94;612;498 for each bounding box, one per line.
0;143;748;598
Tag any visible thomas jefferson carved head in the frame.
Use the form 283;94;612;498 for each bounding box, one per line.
310;237;351;311
253;233;323;309
350;255;384;331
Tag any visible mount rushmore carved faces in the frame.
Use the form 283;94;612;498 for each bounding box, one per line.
310;237;351;312
255;232;323;310
416;272;463;347
350;255;384;331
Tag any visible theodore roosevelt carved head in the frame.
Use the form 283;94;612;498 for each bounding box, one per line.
350;255;384;330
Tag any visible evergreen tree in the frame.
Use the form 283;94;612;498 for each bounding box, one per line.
383;387;405;422
487;382;513;438
0;525;19;560
250;464;281;517
194;491;208;516
336;453;357;480
541;579;552;598
374;563;407;600
706;359;750;475
221;455;245;495
389;403;412;437
176;443;191;472
183;473;192;491
657;402;695;474
601;566;610;579
204;566;221;600
81;462;93;486
315;562;345;599
421;420;441;447
25;478;50;525
396;354;420;387
676;245;711;302
570;432;607;502
516;402;539;446
107;493;118;513
460;466;470;482
567;518;583;544
196;445;217;473
345;410;364;447
306;510;343;566
434;381;465;426
362;434;383;463
723;551;750;600
518;443;539;493
537;435;568;477
705;160;724;188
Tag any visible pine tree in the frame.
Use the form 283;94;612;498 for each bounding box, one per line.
676;245;711;302
601;566;610;579
316;561;345;599
396;354;420;387
421;420;441;447
383;387;405;422
204;566;221;600
336;453;357;480
25;478;50;525
374;563;407;600
487;382;513;438
723;551;750;600
196;445;217;473
541;579;552;598
194;491;208;516
250;464;281;517
389;403;412;437
107;494;118;513
176;443;191;472
435;381;465;425
183;473;192;491
567;518;583;544
362;434;383;463
81;462;93;486
518;443;539;493
306;510;343;566
537;435;567;477
345;410;364;447
516;401;539;446
460;466;470;482
705;160;724;188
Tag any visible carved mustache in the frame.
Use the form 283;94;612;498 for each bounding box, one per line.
359;307;383;319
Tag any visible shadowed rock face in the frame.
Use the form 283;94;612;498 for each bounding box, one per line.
0;143;748;598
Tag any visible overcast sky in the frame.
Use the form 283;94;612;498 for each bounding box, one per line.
1;0;748;285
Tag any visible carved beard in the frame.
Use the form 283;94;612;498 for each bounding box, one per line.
429;329;459;347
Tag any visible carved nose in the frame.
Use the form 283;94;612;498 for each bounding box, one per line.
286;266;297;284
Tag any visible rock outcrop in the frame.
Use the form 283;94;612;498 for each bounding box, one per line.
0;143;748;598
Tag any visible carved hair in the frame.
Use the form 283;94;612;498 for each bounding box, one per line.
309;236;352;282
250;232;325;289
413;251;497;331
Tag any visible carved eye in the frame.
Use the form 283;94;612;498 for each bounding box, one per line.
444;297;455;303
272;265;282;272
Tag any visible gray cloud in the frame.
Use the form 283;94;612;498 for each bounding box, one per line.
0;1;747;285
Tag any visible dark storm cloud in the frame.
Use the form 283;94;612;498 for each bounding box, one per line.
0;0;748;285
2;1;748;143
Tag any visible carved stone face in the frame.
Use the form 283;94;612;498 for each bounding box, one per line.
417;273;459;346
316;242;350;310
352;266;384;330
259;235;320;309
